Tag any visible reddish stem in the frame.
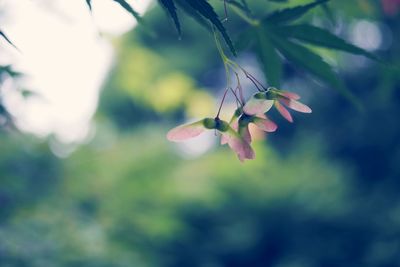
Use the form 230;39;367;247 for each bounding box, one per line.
216;88;229;118
230;87;241;107
237;65;268;91
235;73;245;104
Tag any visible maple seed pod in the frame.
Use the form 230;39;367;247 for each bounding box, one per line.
238;113;253;127
234;107;243;117
203;118;216;129
216;120;229;132
265;90;276;99
254;92;267;99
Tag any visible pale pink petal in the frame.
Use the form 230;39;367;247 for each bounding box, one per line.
221;120;238;145
275;101;293;123
243;98;274;115
279;90;301;100
224;129;255;162
253;117;277;132
220;134;229;145
280;98;312;113
167;121;205;142
229;136;255;162
257;113;267;119
239;125;252;143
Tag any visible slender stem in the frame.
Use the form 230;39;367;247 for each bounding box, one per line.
221;0;259;26
235;72;245;104
223;0;228;21
216;88;229;118
239;67;263;91
213;26;268;108
213;27;228;61
248;74;267;90
230;87;241;107
247;76;263;92
226;59;239;69
230;5;259;26
237;65;268;91
213;28;233;87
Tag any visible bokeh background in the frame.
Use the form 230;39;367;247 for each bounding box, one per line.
1;0;400;266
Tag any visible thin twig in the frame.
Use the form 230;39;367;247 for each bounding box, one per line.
216;88;229;118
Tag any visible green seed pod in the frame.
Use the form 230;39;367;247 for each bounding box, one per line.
238;113;253;127
254;92;267;99
234;107;243;117
266;87;280;99
203;118;216;129
215;119;229;132
266;90;276;99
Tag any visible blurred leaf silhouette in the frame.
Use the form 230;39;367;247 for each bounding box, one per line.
0;30;19;51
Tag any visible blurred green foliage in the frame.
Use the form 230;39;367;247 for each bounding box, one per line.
0;127;354;266
2;0;400;266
